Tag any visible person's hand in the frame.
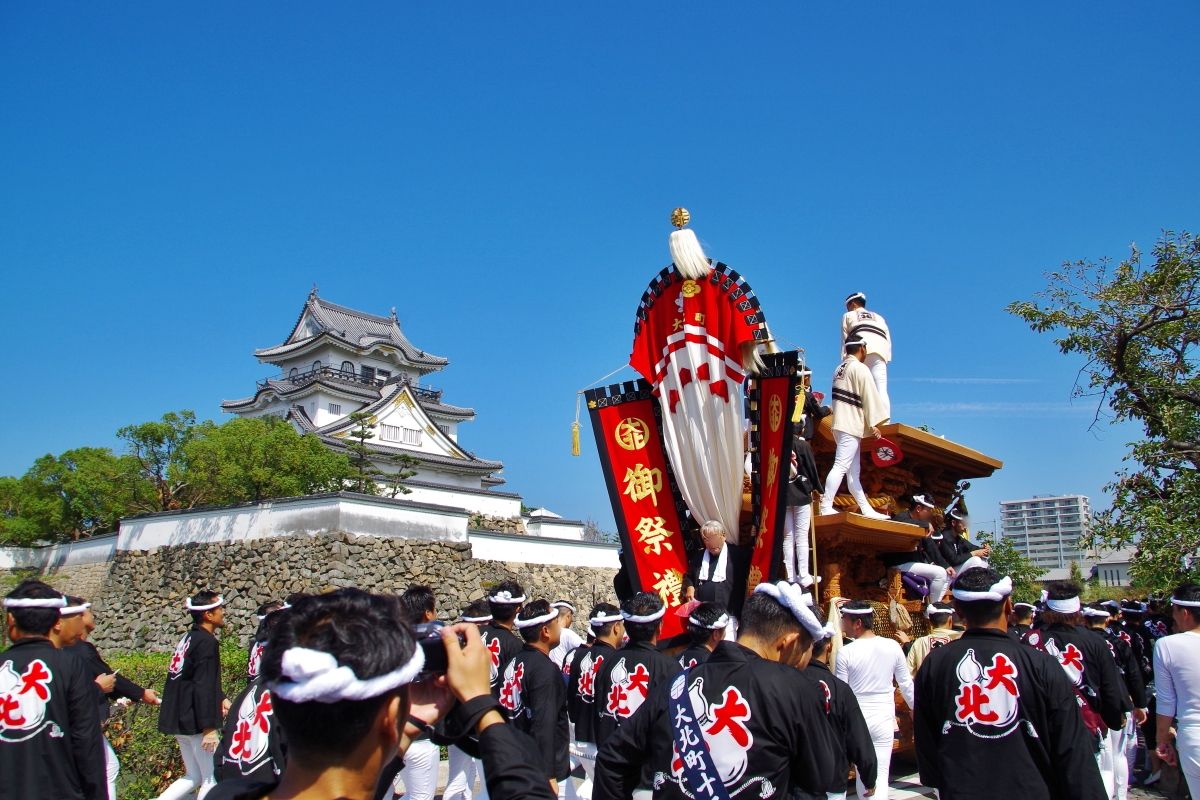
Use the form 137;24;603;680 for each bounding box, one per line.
870;427;882;439
684;586;696;602
946;568;956;579
863;789;876;797
201;730;219;753
442;622;493;703
221;698;232;717
1134;707;1148;725
1156;740;1178;767
95;673;116;693
894;631;911;644
142;688;160;705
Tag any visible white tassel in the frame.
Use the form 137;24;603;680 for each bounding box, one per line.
669;228;711;280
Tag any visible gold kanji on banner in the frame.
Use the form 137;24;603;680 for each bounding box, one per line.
746;565;763;593
614;418;651;451
766;450;779;487
634;516;674;555
622;464;663;507
652;568;685;606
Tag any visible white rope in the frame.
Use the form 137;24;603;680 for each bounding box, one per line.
840;606;875;615
515;610;559;629
487;590;525;605
1045;597;1081;614
551;601;576;613
754;581;825;640
578;363;635;393
60;602;91;616
621;606;666;624
688;612;730;630
186;596;224;612
952;576;1013;602
272;646;425;703
461;615;492;623
4;596;66;609
1171;597;1200;608
589;612;622;627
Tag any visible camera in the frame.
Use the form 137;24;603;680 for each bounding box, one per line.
412;621;466;679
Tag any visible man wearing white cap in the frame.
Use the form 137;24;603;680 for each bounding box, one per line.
157;589;229;800
834;600;914;799
1;580;106;800
594;581;836;799
914;567;1107;799
818;338;890;520
1153;583;1200;799
841;292;892;419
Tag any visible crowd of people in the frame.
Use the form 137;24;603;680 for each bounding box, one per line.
3;567;1198;800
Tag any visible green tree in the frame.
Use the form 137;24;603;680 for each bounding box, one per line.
977;533;1045;604
345;412;382;495
380;451;418;498
1008;231;1200;592
118;410;200;511
181;416;355;504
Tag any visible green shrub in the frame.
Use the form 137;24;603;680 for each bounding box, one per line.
105;637;249;800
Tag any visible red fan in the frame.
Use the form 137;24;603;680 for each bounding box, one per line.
871;437;903;468
812;391;825;404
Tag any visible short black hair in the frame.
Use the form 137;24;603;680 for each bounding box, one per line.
284;591;311;606
840;600;875;629
845;341;865;355
399;586;437;626
1039;580;1083;626
189;589;222;624
257;600;283;618
517;599;555;643
487;580;525;623
686;602;727;647
462;598;491;624
952;567;1007;627
811;635;832;660
264;589;417;765
740;592;805;643
1173;583;1200;623
587;602;620;638
5;579;62;635
622;592;664;644
1011;604;1035;623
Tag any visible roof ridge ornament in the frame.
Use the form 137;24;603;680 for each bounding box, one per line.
309;283;319;298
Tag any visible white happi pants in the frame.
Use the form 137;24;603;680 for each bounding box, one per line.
783;504;813;583
444;744;486;800
1109;715;1136;800
1179;725;1200;800
821;431;875;515
855;693;895;800
156;734;216;800
394;738;439;800
572;741;597;800
896;562;949;604
1097;727;1116;799
103;737;119;800
864;353;890;421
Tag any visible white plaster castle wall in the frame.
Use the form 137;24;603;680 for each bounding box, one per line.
468;530;619;569
523;516;586;541
402;483;521;518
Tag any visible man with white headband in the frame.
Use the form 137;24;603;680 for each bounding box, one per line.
913;567;1107;799
841;292;892;418
594;580;836;798
1;580;106;800
1022;580;1126;796
1152;583;1200;799
801;629;876;800
833;600;913;799
938;510;990;573
207;588;557;800
882;495;954;606
566;603;623;800
1008;601;1036;640
549;600;585;671
499;599;568;794
481;581;527;695
444;598;494;800
677;602;728;670
906;601;962;676
1082;602;1147;800
818;337;889;520
157;589;230;800
592;591;682;791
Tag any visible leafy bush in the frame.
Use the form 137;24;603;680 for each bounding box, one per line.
105;637;249;800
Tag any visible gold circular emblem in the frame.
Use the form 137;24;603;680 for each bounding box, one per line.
769;395;783;432
681;279;701;299
671;207;691;229
614;417;651;451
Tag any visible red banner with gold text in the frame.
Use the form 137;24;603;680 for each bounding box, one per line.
586;380;689;639
747;351;801;592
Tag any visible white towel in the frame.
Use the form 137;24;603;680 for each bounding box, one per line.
698;545;728;583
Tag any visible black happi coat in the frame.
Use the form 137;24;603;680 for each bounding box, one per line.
786;436;820;507
880;531;949;569
569;640;616;745
481;622;525;694
215;678;286;784
913;628;1107;800
592;641;681;748
594;641;836;800
1089;627;1147;709
64;639;148;722
0;637;107;800
800;661;876;796
938;529;984;568
677;644;713;670
498;645;569;781
684;545;751;617
1022;623;1126;732
1110;618;1153;681
158;626;225;735
1009;622;1032;642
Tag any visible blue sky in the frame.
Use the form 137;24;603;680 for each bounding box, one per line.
2;3;1197;535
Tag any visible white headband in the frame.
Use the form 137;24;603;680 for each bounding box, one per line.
755;581;826;640
1120;602;1146;613
949;510;964;521
688;613;730;630
913;495;935;509
551;601;576;613
186;596;224;612
488;590;525;605
845;292;866;304
1082;607;1111;619
1044;597;1081;614
621;605;666;624
844;338;867;349
839;605;875;616
514;609;559;629
60;602;92;616
925;604;953;618
460;614;492;623
1172;597;1200;609
4;596;67;609
271;646;426;703
1013;602;1036;611
589;611;623;627
952;576;1014;602
818;623;839;640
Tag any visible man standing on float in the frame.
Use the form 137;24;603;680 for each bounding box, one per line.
841;292;892;419
819;337;890;519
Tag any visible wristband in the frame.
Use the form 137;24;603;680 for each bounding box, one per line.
406;715;436;737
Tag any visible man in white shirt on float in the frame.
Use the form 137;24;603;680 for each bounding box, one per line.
1154;582;1200;799
834;599;915;800
841;291;892;419
819;338;890;520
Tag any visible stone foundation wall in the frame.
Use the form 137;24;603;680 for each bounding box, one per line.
80;531;618;652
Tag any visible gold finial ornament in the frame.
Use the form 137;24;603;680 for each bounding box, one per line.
671;207;691;229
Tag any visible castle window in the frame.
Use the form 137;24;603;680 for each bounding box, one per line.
361;365;376;383
381;424;402;442
328;403;341;415
340;361;354;376
289;367;298;379
312;360;323;372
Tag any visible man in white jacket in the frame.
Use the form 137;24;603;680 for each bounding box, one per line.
842;292;892;419
819;338;890;519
